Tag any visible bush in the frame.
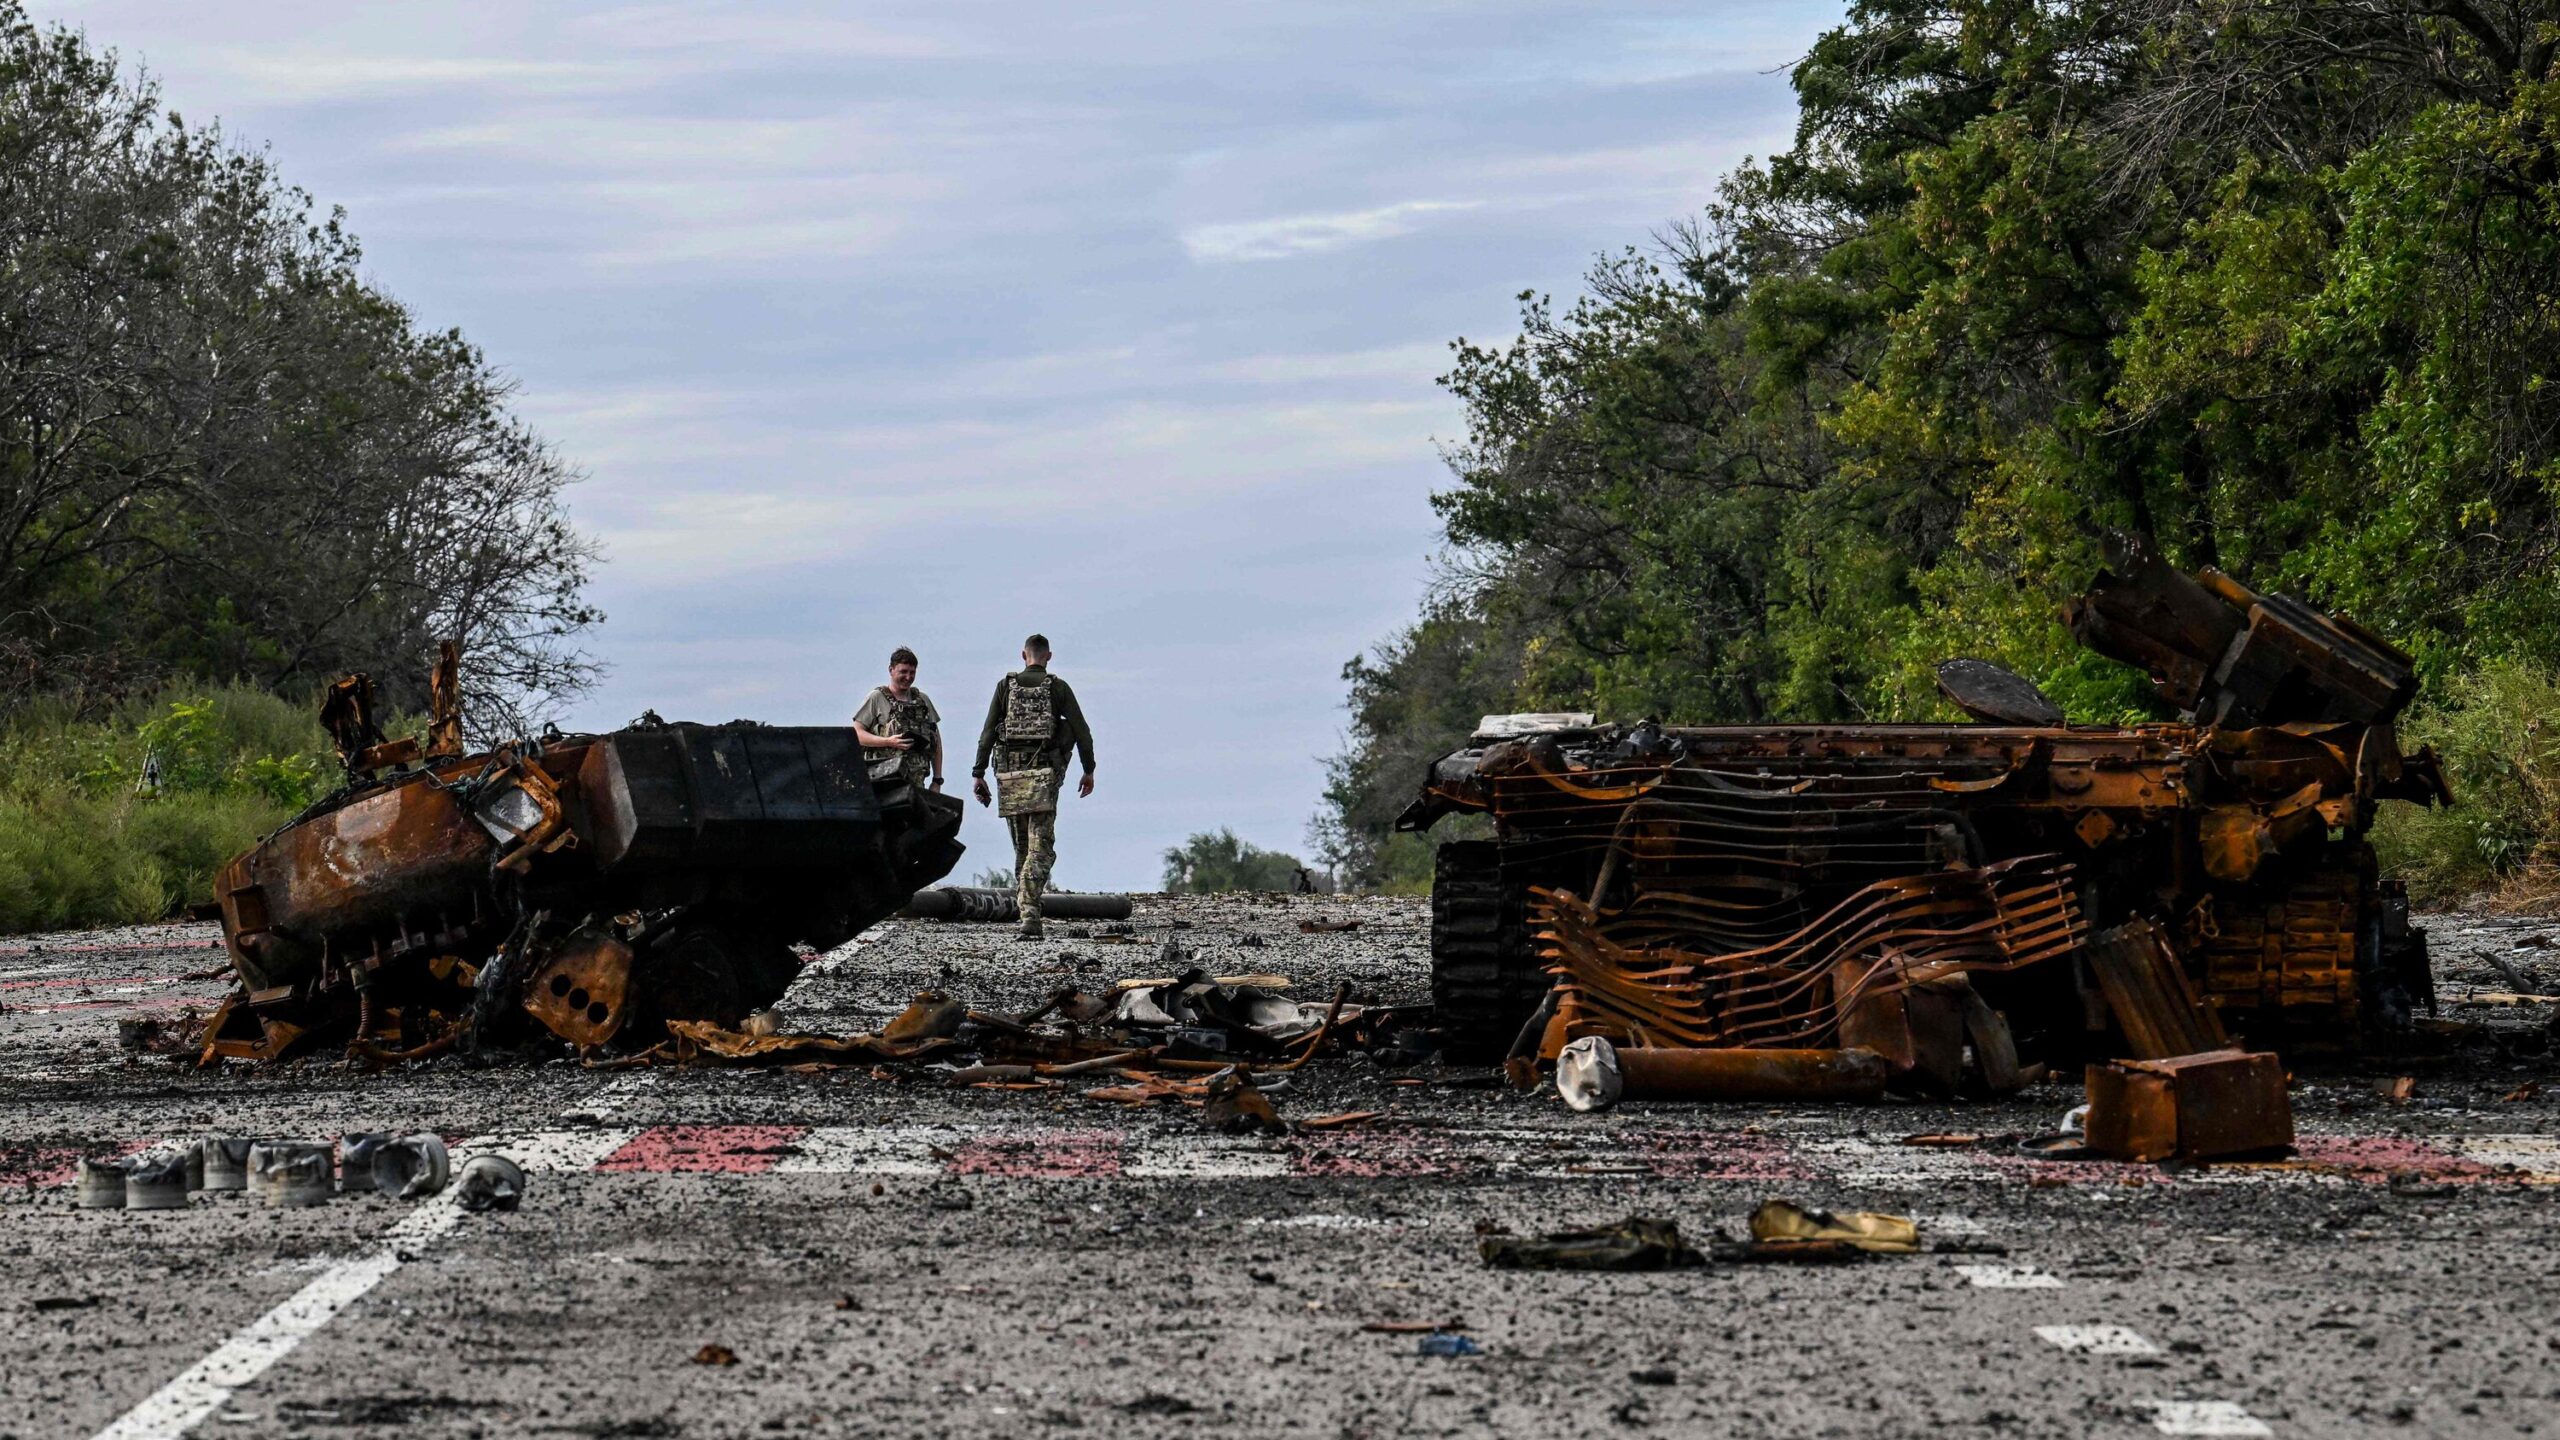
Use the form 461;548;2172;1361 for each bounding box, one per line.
2372;658;2560;907
0;686;332;931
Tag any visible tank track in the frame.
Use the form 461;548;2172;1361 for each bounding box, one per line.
1429;840;1550;1057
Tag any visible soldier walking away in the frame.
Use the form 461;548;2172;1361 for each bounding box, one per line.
971;633;1095;940
853;646;942;792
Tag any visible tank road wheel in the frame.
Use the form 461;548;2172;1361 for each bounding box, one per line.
1430;840;1550;1059
630;916;803;1036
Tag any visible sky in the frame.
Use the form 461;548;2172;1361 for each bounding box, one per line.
39;0;1839;890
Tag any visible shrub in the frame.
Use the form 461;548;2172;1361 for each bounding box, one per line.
2372;658;2560;907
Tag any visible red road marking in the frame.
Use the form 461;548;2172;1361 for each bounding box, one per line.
948;1128;1125;1177
2292;1135;2495;1182
3;1139;154;1187
597;1125;811;1174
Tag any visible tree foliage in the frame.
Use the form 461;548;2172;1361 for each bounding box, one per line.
1162;828;1311;894
1322;0;2560;888
0;3;597;731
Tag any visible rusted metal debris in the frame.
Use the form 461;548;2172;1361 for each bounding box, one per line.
201;654;967;1064
2083;1050;2295;1162
1404;536;2453;1097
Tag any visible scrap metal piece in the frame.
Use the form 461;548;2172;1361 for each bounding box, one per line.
201;1139;253;1192
124;1153;191;1211
253;1143;335;1208
1748;1200;1918;1254
1562;1037;1888;1105
1479;1217;1704;1271
76;1159;126;1210
522;928;637;1048
2083;920;2229;1059
1934;658;2066;726
2083;1050;2293;1162
455;1155;526;1213
372;1135;451;1200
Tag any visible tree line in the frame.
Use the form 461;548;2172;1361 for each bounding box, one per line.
0;3;596;733
1320;0;2560;892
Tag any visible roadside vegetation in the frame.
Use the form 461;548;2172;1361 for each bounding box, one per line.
0;687;333;932
1321;1;2560;906
0;4;597;930
1162;829;1314;894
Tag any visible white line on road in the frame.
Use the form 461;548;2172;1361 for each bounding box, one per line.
88;1130;623;1440
774;1125;965;1176
2142;1400;2273;1436
1956;1263;2064;1289
2035;1323;2160;1355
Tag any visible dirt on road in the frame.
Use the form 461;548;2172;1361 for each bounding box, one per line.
3;895;2556;1439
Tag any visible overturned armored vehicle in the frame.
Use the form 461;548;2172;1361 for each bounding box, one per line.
204;651;965;1062
1401;541;2452;1078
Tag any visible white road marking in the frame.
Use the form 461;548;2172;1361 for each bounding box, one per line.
1124;1138;1291;1179
1802;1137;2008;1185
1955;1264;2064;1289
774;1125;963;1176
1915;1213;1989;1236
88;1130;610;1440
2449;1134;2560;1177
2142;1400;2273;1436
2035;1323;2159;1355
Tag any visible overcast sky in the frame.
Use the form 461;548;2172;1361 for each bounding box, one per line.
42;0;1837;890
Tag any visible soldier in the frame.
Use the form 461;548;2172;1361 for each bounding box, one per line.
853;646;942;791
970;633;1095;940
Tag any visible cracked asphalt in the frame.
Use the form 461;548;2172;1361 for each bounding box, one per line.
3;895;2556;1439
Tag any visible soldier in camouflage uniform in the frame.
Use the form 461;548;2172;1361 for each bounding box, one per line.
971;633;1095;940
852;646;942;791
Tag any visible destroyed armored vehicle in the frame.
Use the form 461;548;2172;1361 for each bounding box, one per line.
1400;541;2452;1074
203;648;965;1061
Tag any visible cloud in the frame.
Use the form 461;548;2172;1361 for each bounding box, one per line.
1181;199;1482;262
181;52;631;104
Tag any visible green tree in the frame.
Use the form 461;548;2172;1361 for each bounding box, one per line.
0;2;597;728
1162;829;1311;894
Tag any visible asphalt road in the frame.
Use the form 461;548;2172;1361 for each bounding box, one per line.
2;895;2555;1440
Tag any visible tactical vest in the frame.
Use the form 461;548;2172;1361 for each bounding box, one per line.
1001;673;1056;742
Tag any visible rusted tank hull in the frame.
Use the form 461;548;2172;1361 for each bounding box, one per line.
207;718;964;1061
1409;543;2451;1069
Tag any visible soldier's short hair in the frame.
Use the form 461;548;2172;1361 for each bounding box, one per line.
1024;633;1051;657
889;646;919;669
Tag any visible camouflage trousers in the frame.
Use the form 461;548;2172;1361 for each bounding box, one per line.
1007;808;1056;929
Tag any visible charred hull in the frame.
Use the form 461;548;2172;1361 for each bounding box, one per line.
206;719;964;1061
1407;543;2452;1072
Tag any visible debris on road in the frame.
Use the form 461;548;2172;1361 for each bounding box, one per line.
2084;1051;2295;1163
1478;1216;1707;1271
1745;1201;1918;1256
455;1155;526;1212
1202;1066;1284;1134
1415;1333;1483;1357
1556;1036;1888;1110
373;1135;451;1199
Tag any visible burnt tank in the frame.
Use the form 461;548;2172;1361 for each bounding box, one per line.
1399;539;2452;1065
204;653;963;1061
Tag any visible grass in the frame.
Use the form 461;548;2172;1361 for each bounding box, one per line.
2371;657;2560;909
0;685;333;933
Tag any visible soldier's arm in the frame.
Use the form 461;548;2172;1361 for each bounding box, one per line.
1054;679;1096;774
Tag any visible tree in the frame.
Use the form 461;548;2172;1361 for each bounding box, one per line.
0;2;598;729
1322;0;2560;867
1162;829;1310;894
